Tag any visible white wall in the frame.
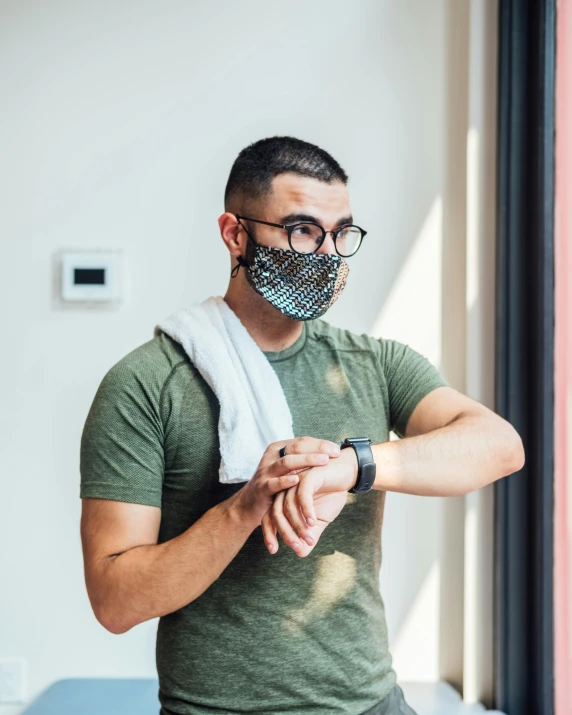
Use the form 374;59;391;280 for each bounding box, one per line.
0;1;452;711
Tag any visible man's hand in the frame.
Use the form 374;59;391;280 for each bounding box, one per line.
261;446;359;556
228;437;342;531
81;438;342;634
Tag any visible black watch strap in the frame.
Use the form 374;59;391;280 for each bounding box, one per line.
339;438;376;493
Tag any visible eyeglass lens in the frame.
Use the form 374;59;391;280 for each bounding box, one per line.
289;224;362;256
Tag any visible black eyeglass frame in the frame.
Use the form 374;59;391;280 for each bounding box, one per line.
234;213;367;257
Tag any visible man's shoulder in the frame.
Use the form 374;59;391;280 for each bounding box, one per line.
97;332;189;401
308;320;432;369
308;318;383;356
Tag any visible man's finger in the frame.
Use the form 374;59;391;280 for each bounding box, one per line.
272;491;303;553
297;475;318;526
261;511;278;554
282;437;341;457
283;487;314;545
271;452;328;477
266;474;299;495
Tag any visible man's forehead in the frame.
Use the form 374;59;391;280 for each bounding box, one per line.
268;173;351;219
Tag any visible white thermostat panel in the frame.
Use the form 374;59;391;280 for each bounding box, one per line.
61;250;123;303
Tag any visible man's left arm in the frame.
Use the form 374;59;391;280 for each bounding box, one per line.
262;388;525;553
370;384;525;497
262;338;526;551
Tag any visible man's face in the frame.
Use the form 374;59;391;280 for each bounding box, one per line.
246;173;353;255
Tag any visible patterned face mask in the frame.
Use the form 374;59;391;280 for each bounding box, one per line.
231;240;350;321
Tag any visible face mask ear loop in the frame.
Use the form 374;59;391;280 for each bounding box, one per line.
231;215;256;278
230;255;246;279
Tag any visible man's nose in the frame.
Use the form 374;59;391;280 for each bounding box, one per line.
316;232;337;255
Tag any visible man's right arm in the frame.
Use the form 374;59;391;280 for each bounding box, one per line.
81;495;254;634
80;438;340;634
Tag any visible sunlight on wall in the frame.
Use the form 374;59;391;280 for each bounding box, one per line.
371;197;444;681
390;561;441;681
371;196;443;367
466;128;480;313
463;500;479;697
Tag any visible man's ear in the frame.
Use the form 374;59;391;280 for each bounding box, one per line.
218;212;243;258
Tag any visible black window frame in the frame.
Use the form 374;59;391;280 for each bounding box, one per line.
495;1;556;713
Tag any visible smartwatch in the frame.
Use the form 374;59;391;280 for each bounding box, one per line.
339;437;376;493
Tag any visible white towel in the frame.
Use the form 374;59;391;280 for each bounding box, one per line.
153;295;295;484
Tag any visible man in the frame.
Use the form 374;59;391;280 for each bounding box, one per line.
80;136;525;715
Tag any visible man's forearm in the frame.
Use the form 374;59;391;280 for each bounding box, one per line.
371;413;525;497
94;495;255;634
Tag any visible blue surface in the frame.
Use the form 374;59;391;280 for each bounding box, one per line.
22;678;160;715
21;678;506;715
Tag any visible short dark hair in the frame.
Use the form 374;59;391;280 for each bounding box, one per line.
224;136;348;213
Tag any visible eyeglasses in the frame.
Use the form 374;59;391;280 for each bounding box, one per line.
234;213;366;257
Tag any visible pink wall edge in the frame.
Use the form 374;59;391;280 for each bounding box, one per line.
554;1;572;714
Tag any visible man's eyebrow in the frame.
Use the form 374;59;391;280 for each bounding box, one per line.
278;213;354;227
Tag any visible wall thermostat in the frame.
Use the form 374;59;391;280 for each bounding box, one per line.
60;250;123;303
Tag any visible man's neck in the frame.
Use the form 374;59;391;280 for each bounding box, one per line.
222;287;303;353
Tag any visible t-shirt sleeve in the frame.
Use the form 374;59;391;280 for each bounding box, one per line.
80;359;165;507
379;338;450;439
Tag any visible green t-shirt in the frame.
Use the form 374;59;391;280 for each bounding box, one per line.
80;317;449;715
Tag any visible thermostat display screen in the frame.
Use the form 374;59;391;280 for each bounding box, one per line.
74;268;105;285
60;250;123;303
